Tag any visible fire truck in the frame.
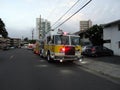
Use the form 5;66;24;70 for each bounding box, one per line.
33;40;40;54
42;29;83;62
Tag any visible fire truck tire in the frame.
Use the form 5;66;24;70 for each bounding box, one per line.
40;49;44;58
40;53;43;58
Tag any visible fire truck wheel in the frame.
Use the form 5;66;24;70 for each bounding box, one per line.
40;53;43;58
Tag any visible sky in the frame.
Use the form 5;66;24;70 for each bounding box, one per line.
0;0;120;39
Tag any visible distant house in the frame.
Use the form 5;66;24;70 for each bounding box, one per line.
74;30;91;46
10;38;21;47
0;37;21;49
103;20;120;56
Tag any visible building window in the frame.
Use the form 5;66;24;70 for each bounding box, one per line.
119;41;120;48
118;24;120;31
104;40;111;43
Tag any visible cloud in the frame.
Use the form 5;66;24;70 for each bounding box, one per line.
53;13;86;33
24;0;35;3
68;1;76;6
86;0;120;24
7;27;33;39
60;0;76;8
1;0;120;39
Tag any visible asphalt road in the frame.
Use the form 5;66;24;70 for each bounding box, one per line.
0;49;120;90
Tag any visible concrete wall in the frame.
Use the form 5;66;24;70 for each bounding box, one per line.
103;24;120;56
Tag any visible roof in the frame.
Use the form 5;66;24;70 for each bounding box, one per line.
74;29;88;35
102;19;120;28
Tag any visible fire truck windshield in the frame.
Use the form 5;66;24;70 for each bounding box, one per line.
54;35;80;45
55;35;69;45
71;36;80;45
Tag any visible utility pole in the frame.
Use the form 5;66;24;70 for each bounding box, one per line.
32;29;34;40
39;15;41;39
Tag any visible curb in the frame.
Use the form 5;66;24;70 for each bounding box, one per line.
74;61;120;84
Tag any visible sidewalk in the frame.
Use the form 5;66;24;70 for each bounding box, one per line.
74;56;120;83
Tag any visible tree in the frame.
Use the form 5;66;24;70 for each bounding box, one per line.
85;25;103;46
24;37;28;42
23;37;36;44
28;40;36;44
0;18;8;38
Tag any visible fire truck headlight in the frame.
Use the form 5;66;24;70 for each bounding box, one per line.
79;58;83;62
60;60;63;62
51;54;55;59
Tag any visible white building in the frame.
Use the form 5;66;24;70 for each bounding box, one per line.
36;17;51;39
74;30;92;46
80;20;92;31
103;20;120;56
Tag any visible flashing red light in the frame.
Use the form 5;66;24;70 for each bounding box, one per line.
63;32;67;35
60;48;65;52
60;47;71;53
62;48;65;52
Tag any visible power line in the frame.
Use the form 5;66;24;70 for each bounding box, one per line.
32;29;34;40
52;0;80;27
53;0;92;30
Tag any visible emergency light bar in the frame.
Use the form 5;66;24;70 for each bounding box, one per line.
57;29;68;35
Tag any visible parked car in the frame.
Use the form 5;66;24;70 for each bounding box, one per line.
9;46;15;49
81;46;114;57
27;43;34;50
3;46;10;50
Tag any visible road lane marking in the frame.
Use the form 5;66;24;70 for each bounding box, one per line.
35;64;48;68
9;55;14;60
60;69;74;75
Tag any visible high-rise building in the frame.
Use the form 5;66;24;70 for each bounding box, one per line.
36;16;51;39
36;17;41;39
80;20;92;31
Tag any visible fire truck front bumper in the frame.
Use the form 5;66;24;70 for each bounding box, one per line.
51;54;83;61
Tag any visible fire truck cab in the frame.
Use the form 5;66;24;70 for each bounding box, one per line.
42;30;82;62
